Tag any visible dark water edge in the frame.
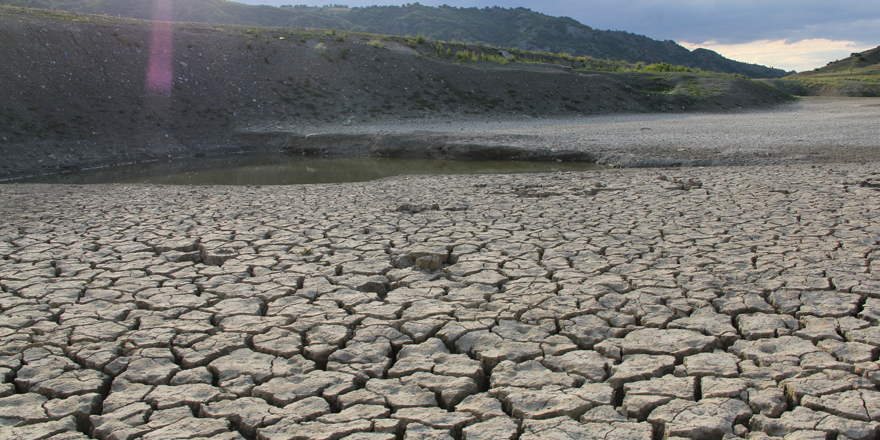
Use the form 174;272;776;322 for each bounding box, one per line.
7;153;608;185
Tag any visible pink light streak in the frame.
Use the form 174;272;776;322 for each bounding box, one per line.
145;0;173;97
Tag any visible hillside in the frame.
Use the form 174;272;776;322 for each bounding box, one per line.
0;0;790;78
0;6;793;180
764;46;880;96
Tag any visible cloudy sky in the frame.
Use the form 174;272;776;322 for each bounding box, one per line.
233;0;878;72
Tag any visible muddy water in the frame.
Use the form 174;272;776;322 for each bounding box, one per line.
12;154;607;185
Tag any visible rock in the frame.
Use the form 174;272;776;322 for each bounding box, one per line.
521;417;653;440
455;330;542;371
748;388;787;418
490;383;614;419
607;354;676;387
141;416;231;439
43;392;101;420
315;404;390;424
490;360;583;389
701;377;748;399
399;372;479;409
541;350;614;383
730;336;821;366
145;384;230;410
624;375;695;400
120;357;180;385
146;406;194;429
257;419;371;440
393;406;476;435
173;332;248;369
170;367;213;386
0;392;49;426
337;389;386;410
797;290;861;318
818;339;877;364
340;433;395;440
796;316;844;343
801;389;880;422
616;329;717;360
667;307;740;345
559;315;623;349
1;416;79;439
751;406;880;440
461;416;518;440
782;370;872;405
278;396;332;423
327;339;393;382
621;394;674;421
432;353;484;382
580;405;630;423
620;375;695;420
736;313;799;340
209;348;314;384
252;371;357;406
682;352;740;378
365;378;438;410
648;398;752;439
402;423;454;440
455;393;506;421
200;397;288;438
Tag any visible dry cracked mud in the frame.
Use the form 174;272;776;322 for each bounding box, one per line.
2;162;880;439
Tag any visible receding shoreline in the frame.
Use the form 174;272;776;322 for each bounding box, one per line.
4;97;879;182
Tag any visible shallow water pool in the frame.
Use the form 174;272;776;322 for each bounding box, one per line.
13;154;607;185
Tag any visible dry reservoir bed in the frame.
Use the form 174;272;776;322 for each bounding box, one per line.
2;163;880;439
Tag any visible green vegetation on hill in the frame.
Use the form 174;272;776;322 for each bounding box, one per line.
764;46;880;97
0;0;789;78
790;46;880;81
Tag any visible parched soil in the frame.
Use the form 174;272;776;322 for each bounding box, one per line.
0;7;793;180
3;163;880;439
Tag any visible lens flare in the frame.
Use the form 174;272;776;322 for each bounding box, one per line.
145;0;173;96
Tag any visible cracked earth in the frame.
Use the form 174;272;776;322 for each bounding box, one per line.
2;163;880;440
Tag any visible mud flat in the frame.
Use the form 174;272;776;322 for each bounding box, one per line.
3;162;880;439
238;97;880;168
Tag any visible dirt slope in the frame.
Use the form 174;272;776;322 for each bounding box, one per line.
0;7;793;180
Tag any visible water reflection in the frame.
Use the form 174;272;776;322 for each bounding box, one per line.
13;154;607;185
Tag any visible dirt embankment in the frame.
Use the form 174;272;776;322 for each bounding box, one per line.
0;7;793;180
763;79;880;97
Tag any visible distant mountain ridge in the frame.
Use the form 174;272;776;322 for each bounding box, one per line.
0;0;790;78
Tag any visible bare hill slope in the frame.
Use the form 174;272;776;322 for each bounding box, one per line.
0;7;793;179
0;0;790;77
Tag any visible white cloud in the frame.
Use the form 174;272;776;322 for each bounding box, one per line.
679;39;875;73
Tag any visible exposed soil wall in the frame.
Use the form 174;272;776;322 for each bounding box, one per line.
764;79;880;97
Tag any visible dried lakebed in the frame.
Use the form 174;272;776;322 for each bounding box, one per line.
2;163;880;439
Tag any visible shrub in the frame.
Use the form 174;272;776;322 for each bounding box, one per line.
368;39;385;49
314;42;333;61
456;50;477;61
480;53;508;64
